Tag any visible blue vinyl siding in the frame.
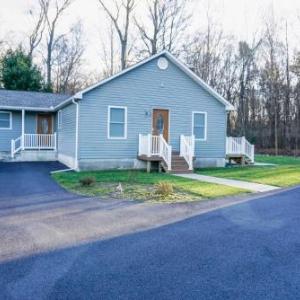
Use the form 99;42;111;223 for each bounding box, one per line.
25;112;37;134
0;111;21;152
25;112;56;134
0;111;57;152
78;55;227;160
57;104;76;157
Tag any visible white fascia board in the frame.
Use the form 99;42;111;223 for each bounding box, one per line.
54;50;235;111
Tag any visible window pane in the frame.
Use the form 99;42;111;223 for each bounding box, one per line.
193;113;206;139
194;113;205;126
0;113;10;128
110;123;125;137
194;126;205;139
110;108;125;123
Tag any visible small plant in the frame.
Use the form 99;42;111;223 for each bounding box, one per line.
127;170;136;183
154;181;174;197
79;176;96;187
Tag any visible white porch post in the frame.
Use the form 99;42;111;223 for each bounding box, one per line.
21;109;25;150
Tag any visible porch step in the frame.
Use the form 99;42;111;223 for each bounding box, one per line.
159;154;192;174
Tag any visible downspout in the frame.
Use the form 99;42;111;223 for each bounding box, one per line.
72;99;79;171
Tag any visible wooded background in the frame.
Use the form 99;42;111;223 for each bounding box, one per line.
0;0;299;155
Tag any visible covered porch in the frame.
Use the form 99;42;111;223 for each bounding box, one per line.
11;109;57;158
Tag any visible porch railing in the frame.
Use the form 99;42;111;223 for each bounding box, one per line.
180;135;195;170
11;136;22;158
226;136;255;163
11;133;57;158
24;133;56;150
139;134;172;170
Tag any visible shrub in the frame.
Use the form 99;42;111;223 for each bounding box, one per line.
154;181;173;197
79;176;96;187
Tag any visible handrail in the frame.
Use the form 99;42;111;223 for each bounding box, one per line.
11;133;57;158
159;134;172;171
226;136;255;163
11;136;22;158
138;134;172;170
180;135;195;170
24;133;56;150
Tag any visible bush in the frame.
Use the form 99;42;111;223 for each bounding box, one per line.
79;176;96;187
155;181;173;197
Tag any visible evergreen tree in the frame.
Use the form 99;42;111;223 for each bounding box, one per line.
0;47;44;91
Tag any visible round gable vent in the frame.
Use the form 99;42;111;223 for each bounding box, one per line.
157;57;169;70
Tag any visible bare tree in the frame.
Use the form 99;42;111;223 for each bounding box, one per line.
52;21;85;93
40;0;74;91
260;19;284;155
284;20;291;150
101;21;117;77
236;40;261;136
135;0;188;57
98;0;135;70
27;5;46;59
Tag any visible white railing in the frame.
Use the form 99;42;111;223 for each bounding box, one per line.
11;133;57;158
24;133;56;150
11;136;22;158
159;135;172;171
226;136;255;163
180;135;195;170
139;134;172;170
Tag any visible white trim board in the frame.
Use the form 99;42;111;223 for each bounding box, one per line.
0;111;12;130
192;111;207;141
72;51;235;111
107;106;128;140
0;51;235;112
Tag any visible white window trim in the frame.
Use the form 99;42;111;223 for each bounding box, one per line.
107;105;127;140
0;111;12;130
192;111;207;141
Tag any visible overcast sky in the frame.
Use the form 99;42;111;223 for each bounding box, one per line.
1;0;300;73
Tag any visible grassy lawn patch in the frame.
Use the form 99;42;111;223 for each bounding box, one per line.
53;170;247;203
197;155;300;187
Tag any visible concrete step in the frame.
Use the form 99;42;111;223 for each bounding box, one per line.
170;170;193;174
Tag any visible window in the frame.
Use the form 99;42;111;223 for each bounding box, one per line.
0;111;12;129
108;106;127;139
192;112;207;141
58;110;62;129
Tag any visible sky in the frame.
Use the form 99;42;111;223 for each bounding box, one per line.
0;0;300;73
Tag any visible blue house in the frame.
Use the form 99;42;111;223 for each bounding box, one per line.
0;51;254;172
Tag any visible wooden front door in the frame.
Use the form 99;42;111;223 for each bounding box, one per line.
152;109;169;142
37;114;53;134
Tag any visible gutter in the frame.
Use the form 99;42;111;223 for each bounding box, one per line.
0;105;55;112
72;98;79;171
50;168;74;174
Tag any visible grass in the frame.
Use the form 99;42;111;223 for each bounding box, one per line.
197;155;300;187
53;170;247;203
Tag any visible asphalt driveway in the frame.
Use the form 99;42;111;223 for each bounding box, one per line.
0;162;300;299
0;161;69;198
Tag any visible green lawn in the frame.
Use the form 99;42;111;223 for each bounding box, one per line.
53;170;247;203
197;155;300;187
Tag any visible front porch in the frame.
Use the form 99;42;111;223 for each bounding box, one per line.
138;134;195;173
138;134;255;173
10;109;57;159
11;133;57;158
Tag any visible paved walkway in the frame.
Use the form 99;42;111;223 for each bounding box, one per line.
175;173;280;192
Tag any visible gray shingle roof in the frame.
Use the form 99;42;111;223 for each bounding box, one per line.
0;89;71;110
